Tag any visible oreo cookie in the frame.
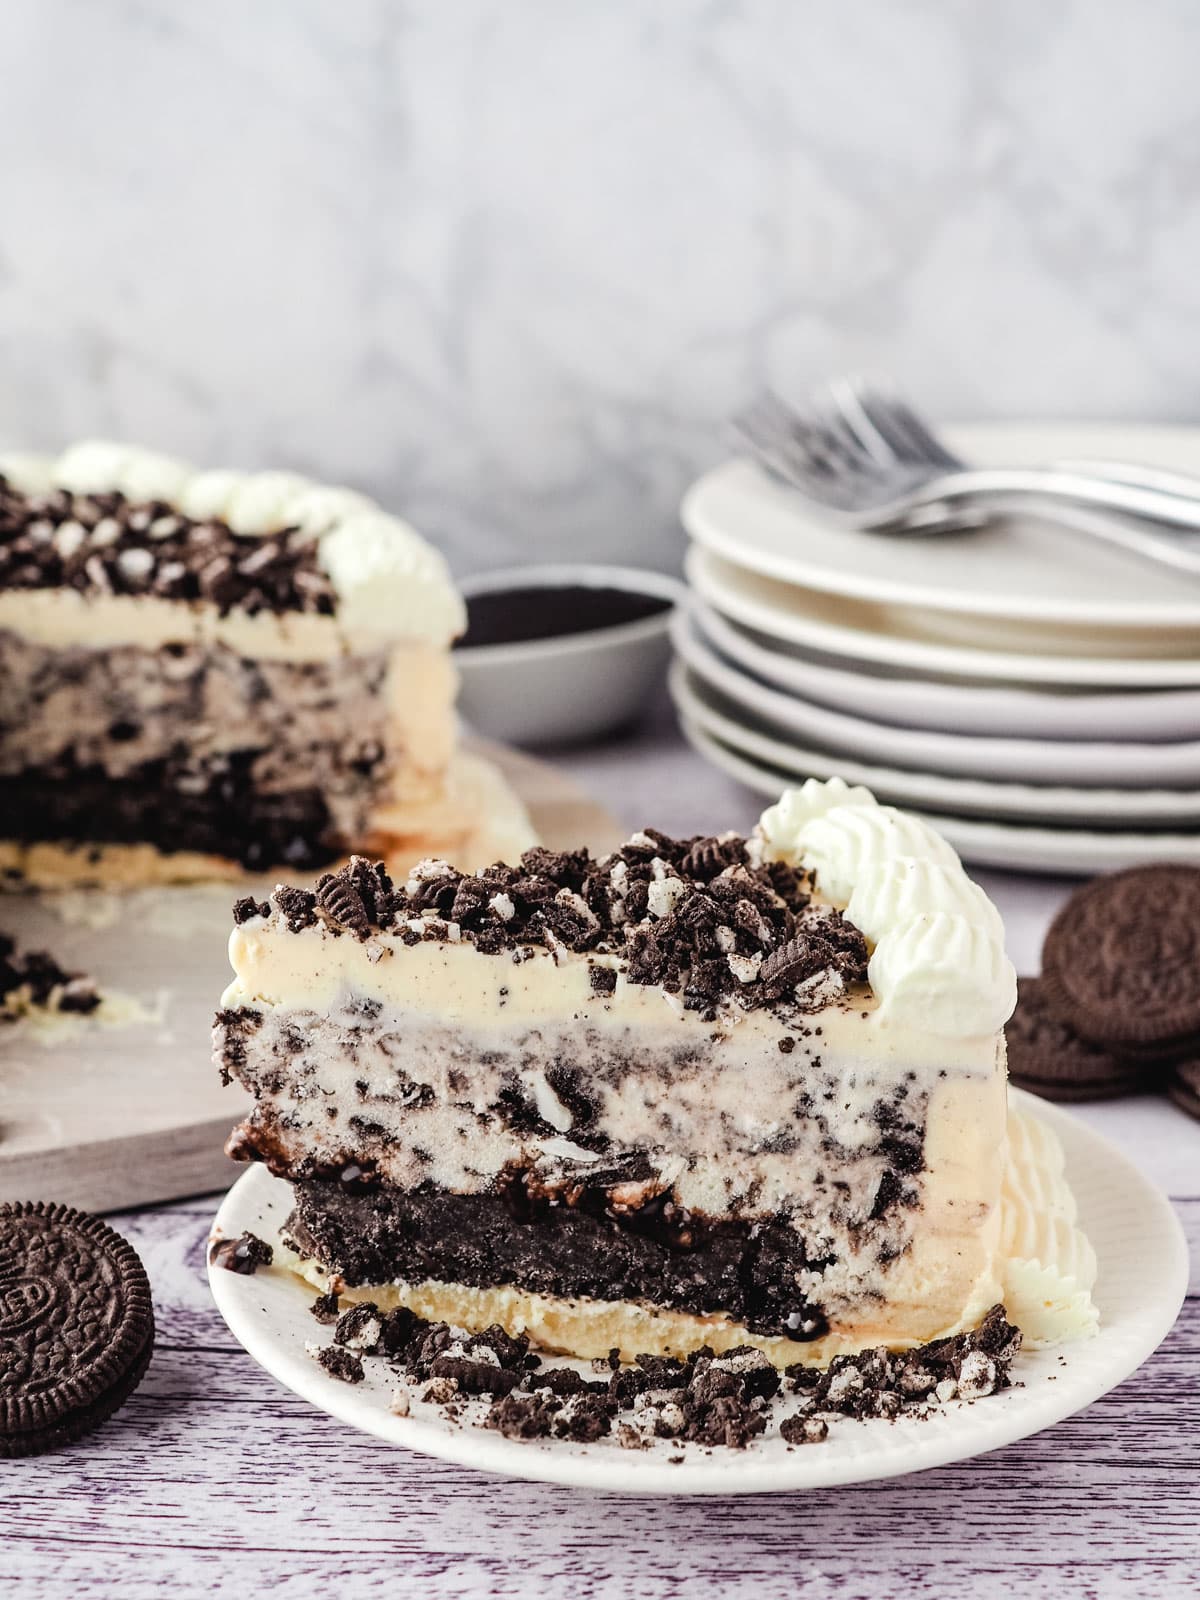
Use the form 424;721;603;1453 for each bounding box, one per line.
1006;977;1148;1102
1168;1059;1200;1122
1040;865;1200;1056
0;1201;154;1457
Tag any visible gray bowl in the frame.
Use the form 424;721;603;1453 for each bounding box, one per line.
454;563;684;747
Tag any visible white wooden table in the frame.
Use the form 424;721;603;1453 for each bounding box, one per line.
8;707;1200;1599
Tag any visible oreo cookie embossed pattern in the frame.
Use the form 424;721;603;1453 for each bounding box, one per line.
0;1202;154;1457
1012;864;1200;1116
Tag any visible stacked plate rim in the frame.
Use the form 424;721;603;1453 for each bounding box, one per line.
674;422;1200;875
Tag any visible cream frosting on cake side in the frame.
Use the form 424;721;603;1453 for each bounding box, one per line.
999;1109;1099;1346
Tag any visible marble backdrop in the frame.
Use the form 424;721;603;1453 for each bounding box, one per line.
2;1;1196;573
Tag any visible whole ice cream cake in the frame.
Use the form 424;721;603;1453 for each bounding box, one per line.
0;441;530;886
214;778;1098;1366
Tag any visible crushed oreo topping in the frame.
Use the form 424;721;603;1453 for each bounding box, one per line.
758;908;868;998
310;1290;341;1325
265;832;869;1019
310;1344;365;1384
334;1301;384;1352
784;1304;1021;1422
316;872;371;938
303;1303;1022;1451
0;932;101;1018
272;885;318;932
232;897;271;926
0;478;338;616
208;1231;274;1275
588;963;617;997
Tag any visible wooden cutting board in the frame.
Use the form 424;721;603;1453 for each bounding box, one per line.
0;744;621;1213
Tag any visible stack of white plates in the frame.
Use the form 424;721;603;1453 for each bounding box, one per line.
672;423;1200;874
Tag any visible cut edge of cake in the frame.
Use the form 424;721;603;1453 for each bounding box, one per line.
213;777;1098;1367
0;441;535;885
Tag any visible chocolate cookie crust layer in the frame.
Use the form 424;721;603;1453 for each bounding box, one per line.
285;1177;831;1342
3;760;338;873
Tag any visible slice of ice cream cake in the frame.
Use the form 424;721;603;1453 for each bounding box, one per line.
215;778;1096;1365
0;441;530;886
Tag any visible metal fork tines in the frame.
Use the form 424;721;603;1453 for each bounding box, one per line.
733;390;934;513
732;379;1200;577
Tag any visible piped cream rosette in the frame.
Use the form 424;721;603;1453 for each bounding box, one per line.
998;1111;1099;1345
753;778;1016;1039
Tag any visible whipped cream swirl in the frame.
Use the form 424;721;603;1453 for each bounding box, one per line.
999;1110;1099;1345
755;778;1016;1037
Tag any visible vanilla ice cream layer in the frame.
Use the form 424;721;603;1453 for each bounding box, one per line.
223;917;1002;1063
0;588;360;663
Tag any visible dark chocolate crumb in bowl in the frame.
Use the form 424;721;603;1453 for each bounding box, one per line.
461;585;672;649
453;565;682;747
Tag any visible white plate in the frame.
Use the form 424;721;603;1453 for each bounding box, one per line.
673;610;1200;788
682;716;1200;875
208;1092;1186;1495
690;595;1200;743
687;547;1200;689
682;422;1200;629
671;662;1200;827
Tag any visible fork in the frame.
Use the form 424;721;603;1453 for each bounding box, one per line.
735;382;1200;577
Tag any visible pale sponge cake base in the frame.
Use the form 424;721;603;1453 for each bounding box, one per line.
286;1254;997;1371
